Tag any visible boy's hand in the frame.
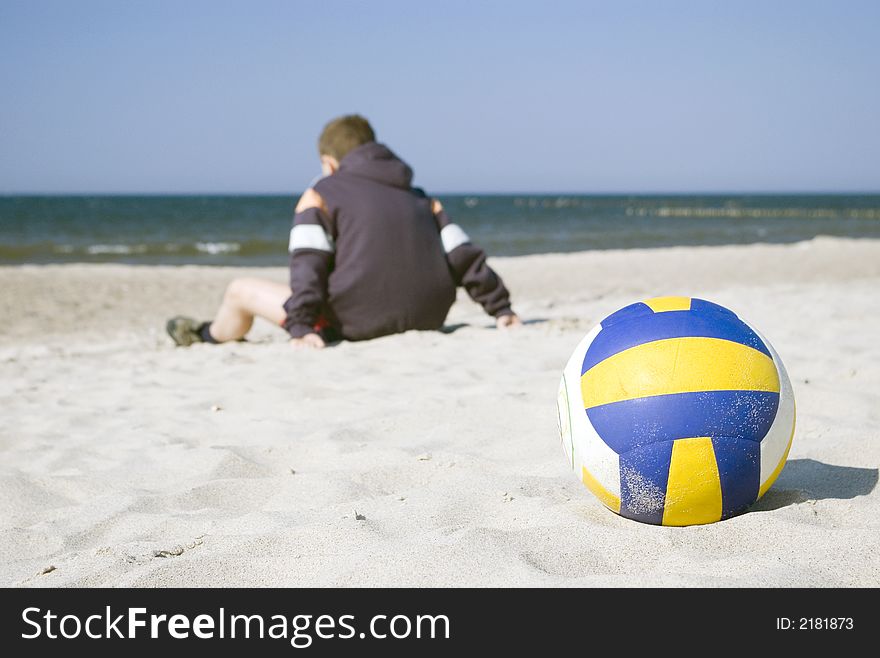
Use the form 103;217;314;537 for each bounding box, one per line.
496;314;522;329
290;333;326;349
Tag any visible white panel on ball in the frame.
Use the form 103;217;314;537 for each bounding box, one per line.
559;323;620;499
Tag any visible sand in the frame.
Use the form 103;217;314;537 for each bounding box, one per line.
1;237;879;587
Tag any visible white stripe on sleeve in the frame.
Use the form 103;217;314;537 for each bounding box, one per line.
440;223;470;253
289;224;335;253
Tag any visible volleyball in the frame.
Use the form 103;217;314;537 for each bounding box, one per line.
557;296;795;526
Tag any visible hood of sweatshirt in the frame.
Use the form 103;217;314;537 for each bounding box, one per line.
337;142;414;189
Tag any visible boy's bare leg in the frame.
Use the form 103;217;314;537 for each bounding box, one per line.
208;278;291;342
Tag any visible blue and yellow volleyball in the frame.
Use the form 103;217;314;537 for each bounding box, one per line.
557;296;795;526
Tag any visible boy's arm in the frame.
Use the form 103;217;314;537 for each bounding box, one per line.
282;189;335;341
431;199;518;322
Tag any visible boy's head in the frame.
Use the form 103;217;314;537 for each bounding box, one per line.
318;115;375;174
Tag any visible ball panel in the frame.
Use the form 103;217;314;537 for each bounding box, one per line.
662;437;723;526
559;324;621;500
573;414;622;504
581;336;780;409
759;390;794;493
581;466;621;513
585;390;780;455
581;300;771;373
644;295;692;312
711;437;760;519
619;440;674;524
743;322;797;495
759;421;795;498
556;376;573;468
598;301;654;329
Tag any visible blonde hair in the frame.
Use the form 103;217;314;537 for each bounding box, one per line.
318;115;375;160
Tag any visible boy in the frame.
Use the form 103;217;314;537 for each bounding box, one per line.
167;115;520;349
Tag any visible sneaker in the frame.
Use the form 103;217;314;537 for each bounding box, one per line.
166;316;204;347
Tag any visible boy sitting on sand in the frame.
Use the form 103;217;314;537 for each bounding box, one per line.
167;114;520;348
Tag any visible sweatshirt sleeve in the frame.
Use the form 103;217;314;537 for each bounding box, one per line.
282;206;335;338
433;206;514;318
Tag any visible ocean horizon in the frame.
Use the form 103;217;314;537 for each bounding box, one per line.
2;193;878;266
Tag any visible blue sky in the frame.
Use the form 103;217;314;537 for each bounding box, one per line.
1;0;878;193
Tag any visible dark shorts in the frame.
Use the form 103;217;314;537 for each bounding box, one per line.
279;314;340;343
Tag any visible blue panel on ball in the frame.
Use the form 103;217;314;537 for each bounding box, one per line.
581;302;771;373
689;297;738;317
602;302;654;329
598;302;654;328
711;437;760;519
585;390;780;455
619;441;674;525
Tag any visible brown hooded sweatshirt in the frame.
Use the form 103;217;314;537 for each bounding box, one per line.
283;142;513;340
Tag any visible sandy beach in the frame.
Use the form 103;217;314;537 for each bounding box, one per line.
1;237;878;587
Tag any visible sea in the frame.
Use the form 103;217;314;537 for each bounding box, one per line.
1;194;878;266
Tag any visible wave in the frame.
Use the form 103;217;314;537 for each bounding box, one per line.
0;239;284;264
85;244;150;255
195;242;241;255
505;197;880;218
627;207;880;219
